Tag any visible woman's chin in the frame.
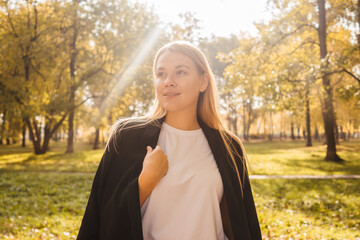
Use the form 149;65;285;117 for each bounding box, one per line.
160;103;182;112
163;107;180;112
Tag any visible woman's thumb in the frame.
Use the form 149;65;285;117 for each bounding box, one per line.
146;146;152;153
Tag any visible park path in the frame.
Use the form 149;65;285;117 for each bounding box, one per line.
2;170;360;179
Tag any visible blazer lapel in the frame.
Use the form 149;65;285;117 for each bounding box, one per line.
198;118;241;239
140;116;166;150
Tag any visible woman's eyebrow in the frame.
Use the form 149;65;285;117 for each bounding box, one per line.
156;65;190;71
175;65;189;69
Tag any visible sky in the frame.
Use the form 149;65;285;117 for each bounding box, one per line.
138;0;272;37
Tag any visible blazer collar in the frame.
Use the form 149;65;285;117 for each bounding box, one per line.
140;115;228;178
141;115;221;150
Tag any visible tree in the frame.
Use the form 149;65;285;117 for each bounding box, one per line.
0;0;72;154
169;11;203;44
0;0;162;154
262;0;354;161
198;34;240;78
317;0;343;161
221;35;263;140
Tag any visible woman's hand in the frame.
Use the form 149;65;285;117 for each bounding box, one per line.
138;145;168;207
141;145;168;182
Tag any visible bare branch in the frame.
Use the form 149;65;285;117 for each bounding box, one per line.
49;112;69;137
325;68;360;85
30;60;46;81
342;68;360;85
6;4;19;38
101;68;115;76
32;0;38;39
271;23;317;48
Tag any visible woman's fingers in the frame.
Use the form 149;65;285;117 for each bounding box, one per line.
142;145;168;181
146;146;152;153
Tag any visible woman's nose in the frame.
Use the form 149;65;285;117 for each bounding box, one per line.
164;75;176;86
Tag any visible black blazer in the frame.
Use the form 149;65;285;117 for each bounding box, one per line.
77;115;262;240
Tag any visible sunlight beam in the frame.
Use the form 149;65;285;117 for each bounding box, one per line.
94;26;162;126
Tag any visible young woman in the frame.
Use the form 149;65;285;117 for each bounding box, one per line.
77;41;262;240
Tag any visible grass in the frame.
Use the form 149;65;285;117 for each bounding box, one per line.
1;172;359;239
0;141;103;173
0;139;359;239
252;179;360;239
244;140;360;175
0;172;92;239
1;139;359;175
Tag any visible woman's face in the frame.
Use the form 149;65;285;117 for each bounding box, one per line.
154;51;208;114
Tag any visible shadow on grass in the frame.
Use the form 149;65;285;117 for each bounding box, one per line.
281;159;359;173
251;178;360;229
244;140;360;156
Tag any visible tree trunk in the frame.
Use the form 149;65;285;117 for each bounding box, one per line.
347;119;352;141
242;101;248;140
340;126;345;141
246;102;253;141
291;120;295;140
246;124;251;141
297;124;301;139
25;112;68;154
233;112;238;136
66;7;78;154
1;110;6;145
66;106;75;153
280;112;283;140
268;111;273;141
335;121;339;145
357;0;360;55
227;114;232;132
25;117;44;154
305;79;312;146
22;119;26;147
317;0;343;162
314;126;318;140
263;116;267;140
93;127;100;150
42;121;52;152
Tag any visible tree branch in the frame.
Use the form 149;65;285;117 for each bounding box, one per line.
30;60;46;81
342;68;360;85
324;68;360;85
271;23;317;48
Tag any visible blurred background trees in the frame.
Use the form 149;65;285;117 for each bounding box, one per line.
0;0;359;162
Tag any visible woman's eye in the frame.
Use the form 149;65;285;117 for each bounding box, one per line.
177;70;186;75
157;72;165;78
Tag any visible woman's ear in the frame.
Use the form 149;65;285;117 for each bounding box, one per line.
200;73;209;93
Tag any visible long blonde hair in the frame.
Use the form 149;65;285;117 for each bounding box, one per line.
106;41;249;198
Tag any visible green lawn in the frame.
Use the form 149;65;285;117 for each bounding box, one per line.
1;139;359;175
0;141;103;173
245;140;360;175
253;179;360;239
0;172;92;239
0;139;359;239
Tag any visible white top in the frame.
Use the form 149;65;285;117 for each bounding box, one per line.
141;122;229;240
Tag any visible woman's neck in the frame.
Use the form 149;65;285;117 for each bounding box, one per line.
164;111;200;131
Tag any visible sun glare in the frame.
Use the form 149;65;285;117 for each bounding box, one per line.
95;26;163;124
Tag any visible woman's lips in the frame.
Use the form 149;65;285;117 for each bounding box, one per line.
163;93;180;99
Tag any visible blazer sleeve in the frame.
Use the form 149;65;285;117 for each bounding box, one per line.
230;136;262;239
76;137;115;240
77;132;143;240
242;162;262;239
